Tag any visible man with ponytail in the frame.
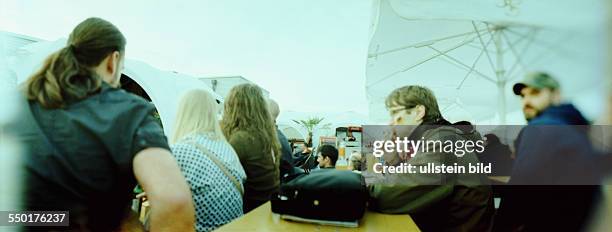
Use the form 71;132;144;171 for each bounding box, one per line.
11;18;195;231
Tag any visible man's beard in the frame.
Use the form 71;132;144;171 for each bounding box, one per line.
523;105;541;121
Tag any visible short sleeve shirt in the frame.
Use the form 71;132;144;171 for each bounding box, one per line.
13;83;169;231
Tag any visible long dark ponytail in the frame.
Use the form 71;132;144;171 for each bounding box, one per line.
24;17;126;108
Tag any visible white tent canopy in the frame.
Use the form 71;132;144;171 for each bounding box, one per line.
277;124;305;141
10;38;370;142
367;0;607;125
11;39;221;136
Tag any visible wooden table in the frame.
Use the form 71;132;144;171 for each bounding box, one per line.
216;202;420;232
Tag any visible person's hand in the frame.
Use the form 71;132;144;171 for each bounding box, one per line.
136;192;146;199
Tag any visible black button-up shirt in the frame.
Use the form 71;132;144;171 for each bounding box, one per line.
10;83;169;231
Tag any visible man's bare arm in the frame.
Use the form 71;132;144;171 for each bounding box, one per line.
133;147;195;232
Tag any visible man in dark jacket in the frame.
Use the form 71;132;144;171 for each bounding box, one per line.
369;85;494;231
479;134;513;176
494;72;601;231
268;99;295;178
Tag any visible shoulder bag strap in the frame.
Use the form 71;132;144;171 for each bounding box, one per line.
186;140;244;196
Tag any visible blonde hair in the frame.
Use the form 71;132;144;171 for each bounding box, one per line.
171;89;225;144
221;84;280;156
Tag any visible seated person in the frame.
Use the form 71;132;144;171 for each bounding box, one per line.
316;145;338;169
12;18;194;231
478;133;513;176
170;89;247;232
348;150;363;171
291;143;314;168
368;85;493;231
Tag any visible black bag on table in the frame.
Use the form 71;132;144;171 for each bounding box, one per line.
271;169;368;222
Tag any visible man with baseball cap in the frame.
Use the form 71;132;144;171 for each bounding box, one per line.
512;71;585;123
494;72;600;231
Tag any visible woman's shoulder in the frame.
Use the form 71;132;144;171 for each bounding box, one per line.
170;140;197;156
227;130;256;144
173;134;227;153
173;134;211;151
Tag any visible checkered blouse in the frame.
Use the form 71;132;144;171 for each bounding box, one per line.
171;133;247;232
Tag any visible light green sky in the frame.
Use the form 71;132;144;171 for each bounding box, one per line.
0;0;372;115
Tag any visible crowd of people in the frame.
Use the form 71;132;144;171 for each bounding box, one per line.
8;17;612;232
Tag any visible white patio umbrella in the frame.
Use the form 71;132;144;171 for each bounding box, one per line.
366;0;607;124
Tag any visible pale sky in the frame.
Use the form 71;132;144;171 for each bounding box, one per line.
0;0;372;115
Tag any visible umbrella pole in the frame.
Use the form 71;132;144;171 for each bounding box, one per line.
497;81;507;124
495;28;507;124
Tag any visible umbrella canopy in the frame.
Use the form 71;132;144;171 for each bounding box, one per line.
366;0;607;124
11;39;221;136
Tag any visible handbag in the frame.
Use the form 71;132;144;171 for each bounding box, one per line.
271;169;368;223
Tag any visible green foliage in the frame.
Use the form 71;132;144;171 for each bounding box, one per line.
292;117;325;134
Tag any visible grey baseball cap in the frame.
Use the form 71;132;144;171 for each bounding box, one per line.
513;72;560;95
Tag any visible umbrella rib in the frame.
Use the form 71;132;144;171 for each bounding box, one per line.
441;102;456;114
457;35;495;90
502;29;533;80
465;43;496;53
504;28;576;57
367;37;478;88
506;29;538;80
500;30;527;76
427;45;497;84
472;21;498;76
368;27;490;58
500;28;531;54
521;32;579;69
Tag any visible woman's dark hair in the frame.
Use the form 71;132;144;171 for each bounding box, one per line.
221;83;281;159
24;17;126;108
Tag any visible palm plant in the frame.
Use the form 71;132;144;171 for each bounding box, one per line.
292;117;326;146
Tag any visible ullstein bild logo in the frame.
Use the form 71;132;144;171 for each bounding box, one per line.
372;162;492;174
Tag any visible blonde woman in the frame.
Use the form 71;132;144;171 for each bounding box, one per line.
171;89;246;232
221;83;281;213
